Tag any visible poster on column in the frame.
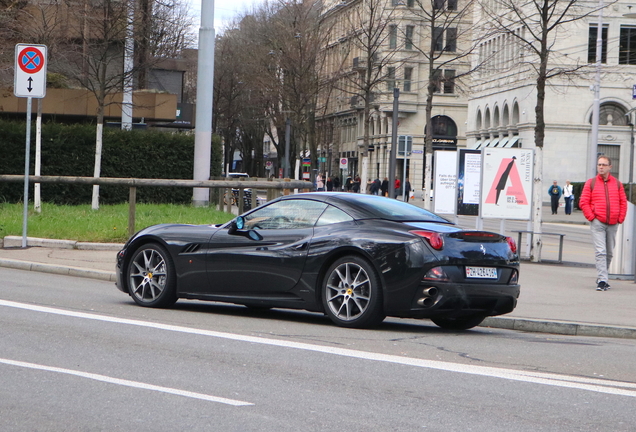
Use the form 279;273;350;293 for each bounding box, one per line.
433;150;457;214
480;148;534;220
456;149;481;216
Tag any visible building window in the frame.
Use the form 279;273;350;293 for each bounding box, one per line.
591;103;628;126
403;67;412;92
433;27;444;51
588;25;608;64
432;69;455;94
445;28;457;52
433;0;457;11
407;0;414;7
443;69;455;93
433;27;456;52
389;25;397;49
386;67;396;90
405;25;414;50
619;26;636;65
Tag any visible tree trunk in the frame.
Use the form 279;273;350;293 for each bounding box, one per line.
531;43;549;262
423;81;435;211
92;103;104;210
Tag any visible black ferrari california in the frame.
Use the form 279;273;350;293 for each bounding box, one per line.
115;192;520;330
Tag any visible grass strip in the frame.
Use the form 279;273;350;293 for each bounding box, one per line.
0;203;234;243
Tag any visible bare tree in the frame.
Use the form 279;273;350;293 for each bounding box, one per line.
481;0;613;260
323;0;400;189
215;0;328;179
410;0;483;210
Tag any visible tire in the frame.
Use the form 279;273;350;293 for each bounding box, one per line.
127;243;177;308
431;315;486;331
322;256;385;328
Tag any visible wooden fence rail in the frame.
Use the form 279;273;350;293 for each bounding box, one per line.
0;175;313;237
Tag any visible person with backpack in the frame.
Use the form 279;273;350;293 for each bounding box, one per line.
547;180;562;215
579;156;628;291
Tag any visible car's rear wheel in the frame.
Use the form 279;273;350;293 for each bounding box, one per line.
431;315;486;330
322;256;385;328
127;243;177;308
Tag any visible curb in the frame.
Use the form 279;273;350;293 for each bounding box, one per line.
482;317;636;340
2;236;123;251
0;258;117;282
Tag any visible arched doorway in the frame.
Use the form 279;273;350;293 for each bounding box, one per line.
427;115;458;150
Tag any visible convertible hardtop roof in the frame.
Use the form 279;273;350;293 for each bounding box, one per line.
278;192;452;224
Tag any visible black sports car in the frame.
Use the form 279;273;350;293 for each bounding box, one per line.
115;193;520;330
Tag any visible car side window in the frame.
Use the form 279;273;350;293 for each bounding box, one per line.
315;205;354;226
243;200;328;230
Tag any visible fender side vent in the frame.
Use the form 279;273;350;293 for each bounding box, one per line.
181;243;201;254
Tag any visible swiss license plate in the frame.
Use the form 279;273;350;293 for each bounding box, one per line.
465;266;498;279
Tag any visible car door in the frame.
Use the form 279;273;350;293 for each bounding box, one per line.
204;199;328;294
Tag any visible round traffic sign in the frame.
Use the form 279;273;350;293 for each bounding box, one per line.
17;47;45;74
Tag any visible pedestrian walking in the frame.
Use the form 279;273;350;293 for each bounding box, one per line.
326;177;333;191
404;178;412;202
394;177;401;199
333;176;341;191
563;180;574;215
352;175;361;193
380;177;389;197
315;173;324;191
579;156;628;291
548;180;562;215
369;178;381;195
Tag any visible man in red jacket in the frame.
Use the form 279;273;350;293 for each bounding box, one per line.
579;156;628;291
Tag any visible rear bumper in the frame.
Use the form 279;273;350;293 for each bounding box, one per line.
387;280;520;319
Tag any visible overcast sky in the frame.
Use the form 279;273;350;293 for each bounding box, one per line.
188;0;262;32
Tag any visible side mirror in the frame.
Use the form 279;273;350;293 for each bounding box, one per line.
228;216;262;241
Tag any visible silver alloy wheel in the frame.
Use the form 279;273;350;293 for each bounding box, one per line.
129;247;168;303
325;262;371;321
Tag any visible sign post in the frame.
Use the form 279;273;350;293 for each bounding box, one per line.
14;44;47;248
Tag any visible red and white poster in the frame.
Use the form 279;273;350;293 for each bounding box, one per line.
480;148;533;220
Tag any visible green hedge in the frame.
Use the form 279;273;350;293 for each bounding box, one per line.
0;120;222;205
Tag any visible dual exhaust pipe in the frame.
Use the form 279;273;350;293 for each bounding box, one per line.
416;286;439;308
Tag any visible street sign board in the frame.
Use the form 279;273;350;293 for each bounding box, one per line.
339;158;348;169
14;44;47;98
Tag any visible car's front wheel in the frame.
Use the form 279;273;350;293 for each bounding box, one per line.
431;315;486;330
127;243;177;308
322;256;385;328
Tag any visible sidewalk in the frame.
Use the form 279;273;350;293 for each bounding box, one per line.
0;205;634;339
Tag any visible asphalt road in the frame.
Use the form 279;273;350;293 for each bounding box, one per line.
2;268;635;432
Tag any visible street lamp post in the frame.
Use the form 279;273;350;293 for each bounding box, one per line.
388;87;399;199
588;0;604;178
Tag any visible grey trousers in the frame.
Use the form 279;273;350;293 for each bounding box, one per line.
590;219;619;283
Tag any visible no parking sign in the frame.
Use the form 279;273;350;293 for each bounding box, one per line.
14;44;47;98
339;158;348;169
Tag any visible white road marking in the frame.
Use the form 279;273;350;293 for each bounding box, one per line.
0;357;252;406
2;299;635;398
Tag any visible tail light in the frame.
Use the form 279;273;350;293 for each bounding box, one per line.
423;266;449;281
506;236;517;254
410;230;444;250
509;269;519;284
